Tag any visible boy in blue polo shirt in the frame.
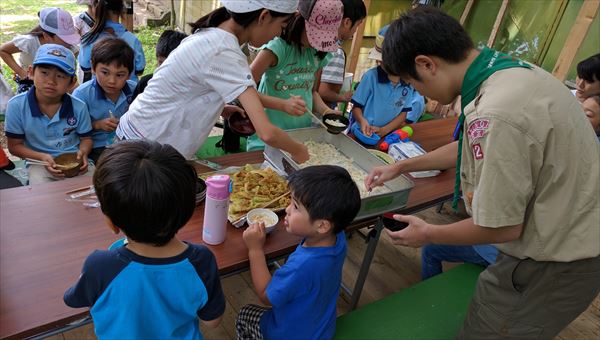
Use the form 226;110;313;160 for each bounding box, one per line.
73;37;136;163
350;25;425;139
64;140;225;339
5;44;93;184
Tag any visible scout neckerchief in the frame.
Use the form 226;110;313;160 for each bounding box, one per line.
451;47;532;211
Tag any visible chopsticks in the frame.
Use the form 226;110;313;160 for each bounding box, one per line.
25;158;69;169
260;191;291;209
232;191;291;225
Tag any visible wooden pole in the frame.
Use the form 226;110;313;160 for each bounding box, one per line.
347;0;372;79
552;0;600;81
459;0;476;26
487;0;509;47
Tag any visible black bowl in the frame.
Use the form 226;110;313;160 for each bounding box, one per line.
382;213;409;231
322;114;349;134
228;111;256;137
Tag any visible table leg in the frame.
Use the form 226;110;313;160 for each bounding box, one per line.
348;217;383;311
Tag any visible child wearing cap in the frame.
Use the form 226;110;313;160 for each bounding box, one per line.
4;44;93;184
79;0;145;83
237;165;361;340
64;140;225;339
350;25;425;139
0;7;80;94
319;0;367;109
116;0;309;163
73;37;137;163
247;0;345;151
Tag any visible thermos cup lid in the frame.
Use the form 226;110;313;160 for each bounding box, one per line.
205;175;231;200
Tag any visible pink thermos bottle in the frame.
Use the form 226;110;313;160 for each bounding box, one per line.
202;175;231;245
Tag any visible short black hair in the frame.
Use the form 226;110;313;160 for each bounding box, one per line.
91;37;135;73
577;53;600;83
93;140;197;246
287;165;361;234
342;0;367;25
156;30;188;58
382;7;473;80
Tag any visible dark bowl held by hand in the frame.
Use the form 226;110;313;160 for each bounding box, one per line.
228;111;256;137
322;114;349;134
54;152;82;178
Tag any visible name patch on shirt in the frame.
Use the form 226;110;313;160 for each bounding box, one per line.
467;118;489;142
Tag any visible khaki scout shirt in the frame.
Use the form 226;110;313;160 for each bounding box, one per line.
460;66;600;262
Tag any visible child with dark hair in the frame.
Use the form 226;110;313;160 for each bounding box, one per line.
79;0;145;82
0;7;80;93
319;0;367;109
5;44;93;184
64;140;225;338
247;0;345;151
72;37;136;163
237;165;361;340
132;29;188;101
366;7;599;339
116;0;309;163
351;24;424;139
574;53;600;102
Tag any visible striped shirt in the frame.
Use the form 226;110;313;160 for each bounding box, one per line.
116;28;255;159
320;48;345;85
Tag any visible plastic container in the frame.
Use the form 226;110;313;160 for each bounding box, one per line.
351;123;381;145
202;175;231;245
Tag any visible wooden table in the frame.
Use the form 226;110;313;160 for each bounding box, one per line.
0;118;457;339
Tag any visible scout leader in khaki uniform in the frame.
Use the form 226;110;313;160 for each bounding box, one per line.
365;8;600;339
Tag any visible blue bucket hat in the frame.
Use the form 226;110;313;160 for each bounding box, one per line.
33;44;76;76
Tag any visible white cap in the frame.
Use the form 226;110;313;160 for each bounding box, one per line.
220;0;299;14
39;7;80;46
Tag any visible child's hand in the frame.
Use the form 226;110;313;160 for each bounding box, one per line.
290;142;309;164
340;91;353;102
221;104;246;119
360;121;375;137
76;150;88;175
94;118;119;132
243;222;267;251
41;154;65;178
284;95;307;116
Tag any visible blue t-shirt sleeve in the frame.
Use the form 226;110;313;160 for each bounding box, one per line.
63;250;128;308
266;261;307;307
351;70;374;107
406;89;425;122
190;245;226;321
4;97;25;138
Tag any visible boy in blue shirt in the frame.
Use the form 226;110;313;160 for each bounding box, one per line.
5;44;93;184
64;140;225;339
351;25;425;139
72;37;136;163
237;165;361;340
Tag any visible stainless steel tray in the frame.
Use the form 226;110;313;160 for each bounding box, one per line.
264;127;414;221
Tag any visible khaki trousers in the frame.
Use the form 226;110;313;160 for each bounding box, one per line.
458;252;600;339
